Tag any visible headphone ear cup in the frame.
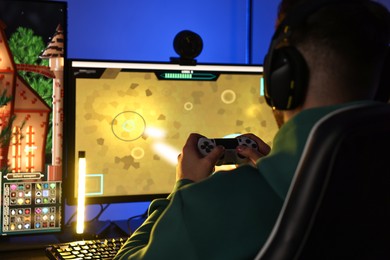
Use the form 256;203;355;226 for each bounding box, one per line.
374;48;390;102
264;46;309;110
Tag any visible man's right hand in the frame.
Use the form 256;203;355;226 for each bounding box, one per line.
236;133;271;165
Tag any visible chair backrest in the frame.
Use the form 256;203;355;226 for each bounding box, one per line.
255;103;390;260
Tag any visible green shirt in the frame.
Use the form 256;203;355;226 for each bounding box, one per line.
114;102;374;260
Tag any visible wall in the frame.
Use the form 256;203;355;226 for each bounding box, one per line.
65;0;390;63
65;0;278;64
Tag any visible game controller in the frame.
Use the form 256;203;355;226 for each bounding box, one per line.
197;136;258;165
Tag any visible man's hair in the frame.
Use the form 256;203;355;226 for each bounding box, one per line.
277;0;390;100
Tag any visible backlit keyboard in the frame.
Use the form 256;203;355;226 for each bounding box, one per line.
45;237;127;259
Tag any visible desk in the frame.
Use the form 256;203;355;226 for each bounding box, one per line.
0;248;48;260
0;234;59;260
0;221;132;260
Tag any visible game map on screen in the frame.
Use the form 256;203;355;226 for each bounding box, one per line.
69;63;279;202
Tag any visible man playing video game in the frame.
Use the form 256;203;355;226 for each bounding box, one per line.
115;0;390;259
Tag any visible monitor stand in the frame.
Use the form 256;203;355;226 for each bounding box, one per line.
59;219;112;241
80;219;112;239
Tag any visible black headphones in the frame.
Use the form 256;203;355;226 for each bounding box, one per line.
263;0;390;110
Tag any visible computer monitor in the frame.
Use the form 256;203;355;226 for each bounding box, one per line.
64;60;279;205
0;0;66;236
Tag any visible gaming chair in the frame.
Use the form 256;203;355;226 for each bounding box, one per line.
255;0;390;259
255;102;390;259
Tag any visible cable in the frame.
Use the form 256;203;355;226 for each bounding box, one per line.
64;203;111;226
88;204;110;223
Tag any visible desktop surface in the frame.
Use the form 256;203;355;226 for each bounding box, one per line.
0;215;144;259
0;232;61;259
1;247;51;260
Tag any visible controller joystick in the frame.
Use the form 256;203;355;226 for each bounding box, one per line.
197;136;258;165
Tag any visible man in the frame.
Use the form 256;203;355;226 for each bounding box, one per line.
115;0;390;259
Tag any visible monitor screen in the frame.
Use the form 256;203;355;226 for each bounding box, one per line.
64;60;279;205
0;0;66;236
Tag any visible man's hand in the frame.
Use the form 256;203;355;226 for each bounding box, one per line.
236;133;271;165
176;133;225;182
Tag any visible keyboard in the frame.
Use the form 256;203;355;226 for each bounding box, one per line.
45;237;128;260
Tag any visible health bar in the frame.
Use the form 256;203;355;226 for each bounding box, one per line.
159;72;218;80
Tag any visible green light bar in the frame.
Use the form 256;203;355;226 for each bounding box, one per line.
158;72;218;81
164;73;193;79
